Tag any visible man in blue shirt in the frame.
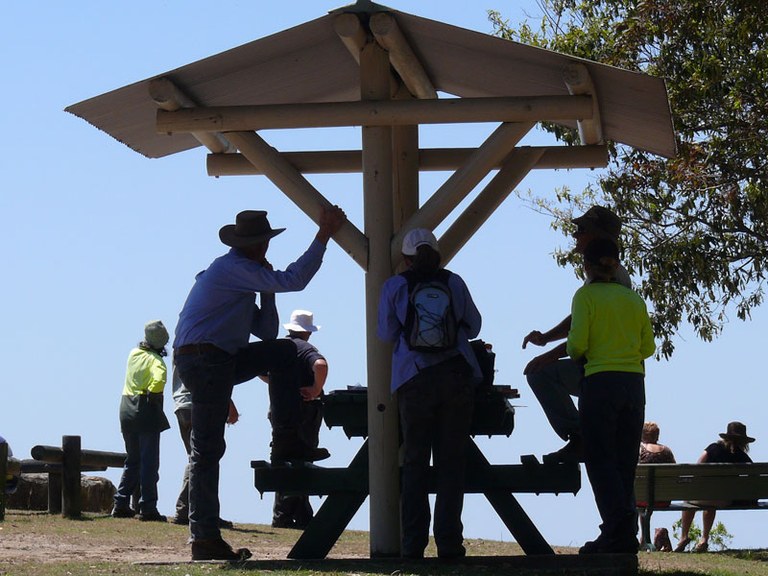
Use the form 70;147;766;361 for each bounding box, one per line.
174;206;345;561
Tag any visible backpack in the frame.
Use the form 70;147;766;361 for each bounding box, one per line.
401;269;458;352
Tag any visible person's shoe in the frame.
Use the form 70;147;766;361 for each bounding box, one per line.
673;536;691;553
218;518;234;529
401;550;424;560
270;440;330;463
438;544;467;560
110;506;136;519
271;517;297;529
191;538;252;561
693;540;709;553
138;511;168;522
172;515;189;525
579;538;603;554
542;436;583;464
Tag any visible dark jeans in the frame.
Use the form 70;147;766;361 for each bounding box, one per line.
579;371;645;544
175;339;299;541
272;398;323;525
114;431;161;514
174;408;192;519
398;356;475;557
526;358;583;442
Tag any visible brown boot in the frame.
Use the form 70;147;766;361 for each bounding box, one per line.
270;430;330;463
191;537;252;561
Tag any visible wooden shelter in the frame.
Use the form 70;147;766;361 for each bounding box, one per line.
67;0;675;557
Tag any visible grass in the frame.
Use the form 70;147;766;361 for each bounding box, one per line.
1;511;767;576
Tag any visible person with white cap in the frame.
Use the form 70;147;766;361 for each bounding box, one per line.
269;309;327;529
112;320;171;522
378;228;483;560
522;206;632;464
173;206;345;561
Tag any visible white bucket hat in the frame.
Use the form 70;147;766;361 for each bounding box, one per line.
283;310;320;333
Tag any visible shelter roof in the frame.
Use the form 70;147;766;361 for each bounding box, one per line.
66;7;675;159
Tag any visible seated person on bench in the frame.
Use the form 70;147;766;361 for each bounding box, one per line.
674;421;756;553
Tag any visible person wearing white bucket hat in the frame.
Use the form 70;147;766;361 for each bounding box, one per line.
269;309;327;529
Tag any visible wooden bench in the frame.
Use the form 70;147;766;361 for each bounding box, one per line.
634;463;768;549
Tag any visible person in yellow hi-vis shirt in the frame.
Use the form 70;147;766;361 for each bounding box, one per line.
112;321;171;521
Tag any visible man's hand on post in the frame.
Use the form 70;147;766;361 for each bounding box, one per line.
316;205;346;244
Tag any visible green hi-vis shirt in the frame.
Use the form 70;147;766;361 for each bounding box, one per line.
122;347;167;395
567;282;656;377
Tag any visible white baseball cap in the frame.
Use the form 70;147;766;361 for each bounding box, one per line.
283;310;320;333
402;228;439;256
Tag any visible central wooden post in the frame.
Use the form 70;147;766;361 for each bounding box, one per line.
361;39;400;557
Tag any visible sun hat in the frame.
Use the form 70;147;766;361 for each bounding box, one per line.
402;228;439;256
283;310;320;333
719;421;755;444
572;206;622;241
144;320;169;349
219;210;285;247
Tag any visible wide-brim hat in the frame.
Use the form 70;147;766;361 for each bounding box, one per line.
572;205;622;241
219;210;285;247
719;421;755;443
283;309;320;333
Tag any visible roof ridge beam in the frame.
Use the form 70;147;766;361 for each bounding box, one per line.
563;63;604;145
370;13;437;99
206;145;609;176
148;78;234;153
156;95;593;133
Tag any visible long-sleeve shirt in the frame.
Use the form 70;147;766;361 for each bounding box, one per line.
122;347;167;395
378;269;482;392
566;281;655;377
174;240;326;354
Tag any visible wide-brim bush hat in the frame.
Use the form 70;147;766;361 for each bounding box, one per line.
572;205;622;242
719;421;755;443
219;210;285;247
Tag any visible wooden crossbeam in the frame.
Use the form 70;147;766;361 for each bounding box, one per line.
156;95;593;133
206;145;609;175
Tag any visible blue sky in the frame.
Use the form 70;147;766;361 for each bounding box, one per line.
2;0;765;551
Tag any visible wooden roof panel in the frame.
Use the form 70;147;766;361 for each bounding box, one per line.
66;8;675;159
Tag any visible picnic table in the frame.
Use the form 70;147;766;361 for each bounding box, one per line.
252;385;580;559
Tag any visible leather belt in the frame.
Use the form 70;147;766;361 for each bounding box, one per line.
175;343;225;356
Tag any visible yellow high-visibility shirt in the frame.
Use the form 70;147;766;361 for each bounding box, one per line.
122;347;167;396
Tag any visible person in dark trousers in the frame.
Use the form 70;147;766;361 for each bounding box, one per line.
173;206;345;561
269;309;327;529
378;228;483;560
674;421;756;553
170;364;237;528
112;320;171;522
566;238;656;554
522;206;632;464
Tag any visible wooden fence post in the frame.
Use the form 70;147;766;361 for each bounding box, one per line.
48;472;62;514
61;436;81;518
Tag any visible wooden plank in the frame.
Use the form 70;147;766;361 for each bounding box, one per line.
155;95;594;133
31;445;126;468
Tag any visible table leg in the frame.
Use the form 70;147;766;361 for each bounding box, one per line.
288;441;370;559
467;441;555;555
